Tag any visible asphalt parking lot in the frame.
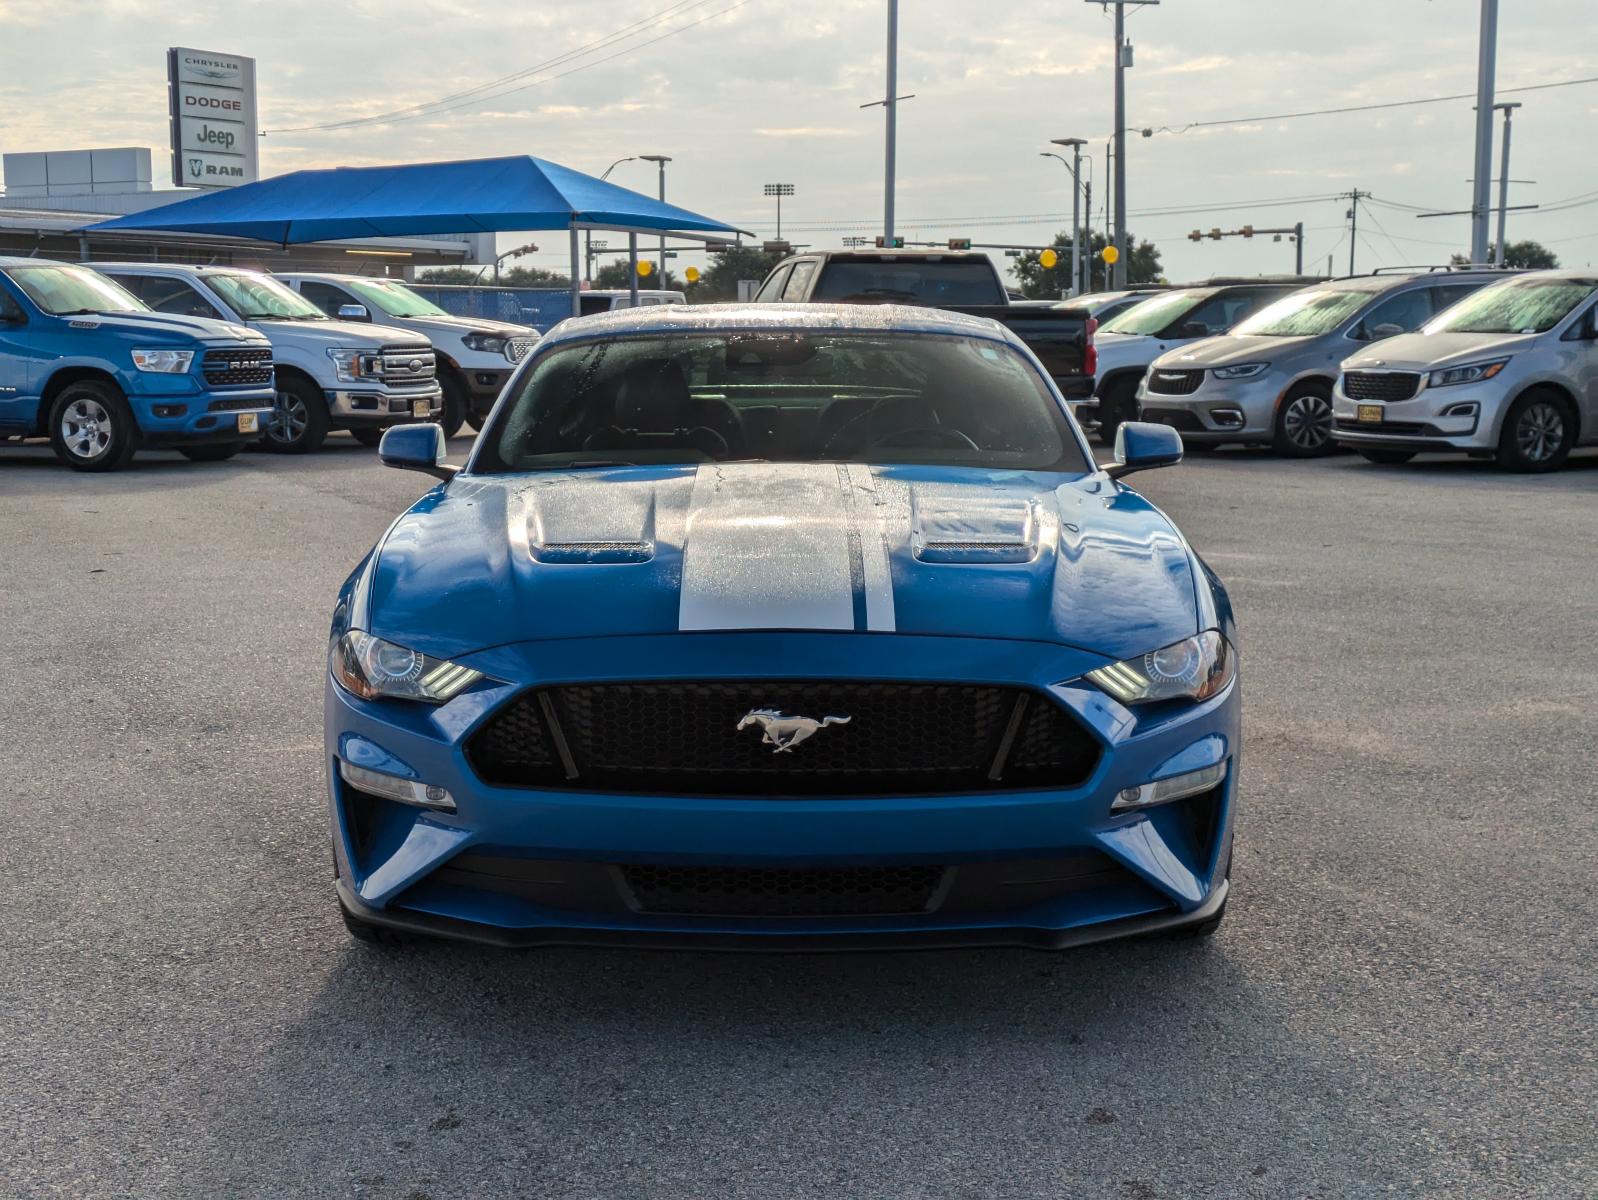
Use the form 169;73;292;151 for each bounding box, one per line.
2;436;1595;1200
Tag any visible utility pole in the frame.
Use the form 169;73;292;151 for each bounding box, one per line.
1470;0;1499;264
1342;189;1370;274
1492;102;1521;266
1087;0;1159;289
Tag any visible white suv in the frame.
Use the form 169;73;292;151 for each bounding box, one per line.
278;273;537;437
1332;271;1598;472
97;264;441;453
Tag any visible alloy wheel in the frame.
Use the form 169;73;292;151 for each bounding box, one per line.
1515;401;1564;464
61;397;113;460
268;389;309;445
1283;393;1333;451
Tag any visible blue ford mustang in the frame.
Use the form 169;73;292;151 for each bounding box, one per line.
327;304;1239;950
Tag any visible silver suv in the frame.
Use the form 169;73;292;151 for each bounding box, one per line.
1135;270;1500;456
1331;270;1598;472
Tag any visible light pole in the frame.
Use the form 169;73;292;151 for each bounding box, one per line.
587;157;635;283
1086;0;1159;287
764;183;795;239
639;154;672;281
1049;137;1087;297
1492;101;1521;266
1469;0;1499;264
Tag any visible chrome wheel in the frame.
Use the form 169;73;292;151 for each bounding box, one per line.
1282;392;1333;452
268;388;309;445
60;396;113;460
1515;401;1564;464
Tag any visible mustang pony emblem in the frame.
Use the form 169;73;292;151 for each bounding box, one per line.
736;709;851;753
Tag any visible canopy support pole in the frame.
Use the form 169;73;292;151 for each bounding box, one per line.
568;224;582;319
628;233;639;307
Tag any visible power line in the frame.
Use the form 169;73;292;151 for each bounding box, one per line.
1150;74;1598;135
266;0;747;133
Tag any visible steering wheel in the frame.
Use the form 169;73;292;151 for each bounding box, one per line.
867;426;980;452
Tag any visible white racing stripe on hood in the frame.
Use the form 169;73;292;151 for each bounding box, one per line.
678;463;863;632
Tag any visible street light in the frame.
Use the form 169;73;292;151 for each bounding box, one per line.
640;154;672;281
764;183;795;239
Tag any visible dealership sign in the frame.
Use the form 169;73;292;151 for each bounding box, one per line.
167;47;259;189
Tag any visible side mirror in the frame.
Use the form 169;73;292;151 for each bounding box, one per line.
337;304;371;321
1370;322;1405;340
377;423;456;481
1107;421;1184;480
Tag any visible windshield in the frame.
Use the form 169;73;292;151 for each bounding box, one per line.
347;278;450;318
1099;289;1207;335
1233;288;1372;337
207;272;326;320
478;331;1087;474
1423;277;1598;335
811;261;1006;306
8;265;146;315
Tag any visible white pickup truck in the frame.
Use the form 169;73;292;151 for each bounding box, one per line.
94;264;442;452
277;273;538;437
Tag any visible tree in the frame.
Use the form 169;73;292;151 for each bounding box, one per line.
1010;230;1163;298
693;245;785;302
1450;240;1558;270
592;259;684;291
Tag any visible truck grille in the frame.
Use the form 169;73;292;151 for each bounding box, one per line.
466;681;1102;796
378;344;437;385
621;863;947;916
1343;371;1421;402
201;347;273;387
1146;368;1204;396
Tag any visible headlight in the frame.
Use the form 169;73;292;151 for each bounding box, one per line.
1211;362;1268;380
1085;630;1234;705
326;347;381;383
329;630;484;704
462;332;510;355
131;348;195;374
1428;358;1509;388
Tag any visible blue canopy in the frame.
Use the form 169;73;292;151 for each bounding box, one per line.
87;155;742;244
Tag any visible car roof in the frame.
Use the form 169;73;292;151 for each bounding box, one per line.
538;302;1024;347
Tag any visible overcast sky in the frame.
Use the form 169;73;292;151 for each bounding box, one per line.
2;0;1596;282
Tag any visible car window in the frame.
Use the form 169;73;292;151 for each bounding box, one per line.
297;280;357;316
137;276;224;321
755;265;793;302
782;260;818;300
1353;287;1434;339
478;331;1087;475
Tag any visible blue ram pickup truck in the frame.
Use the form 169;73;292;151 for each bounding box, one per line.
0;257;275;471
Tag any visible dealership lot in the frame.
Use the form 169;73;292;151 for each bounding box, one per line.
2;438;1594;1199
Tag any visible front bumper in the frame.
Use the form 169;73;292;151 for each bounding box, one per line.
327;385;445;426
324;632;1240;950
1330;382;1495;451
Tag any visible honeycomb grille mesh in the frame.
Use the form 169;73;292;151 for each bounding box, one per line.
622;863;946;916
466;681;1101;795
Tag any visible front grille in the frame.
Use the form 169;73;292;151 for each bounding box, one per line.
467;681;1102;796
622;863;946;916
201;347;272;387
1146;368;1203;396
1343;371;1421;401
507;336;536;362
1139;407;1206;432
378;344;437;384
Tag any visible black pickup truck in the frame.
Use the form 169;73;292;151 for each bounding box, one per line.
753;250;1095;398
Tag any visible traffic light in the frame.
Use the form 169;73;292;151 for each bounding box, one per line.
1189;230;1202;241
947;238;972;250
875;236;905;248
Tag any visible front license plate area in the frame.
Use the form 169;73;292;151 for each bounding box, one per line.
238;412;260;433
1357;404;1383;424
412;399;430;417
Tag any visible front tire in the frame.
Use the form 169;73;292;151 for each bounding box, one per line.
1357;447;1417;465
1495;389;1574;473
1272;382;1335;457
48;380;138;472
179;442;245;462
1094;377;1139;447
264;375;330;454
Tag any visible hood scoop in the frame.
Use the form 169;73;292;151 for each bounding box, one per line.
523;481;657;565
910;490;1040;564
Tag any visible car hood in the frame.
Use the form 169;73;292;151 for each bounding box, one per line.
1343;331;1537;372
252;318;423;346
366;463;1201;663
62;310;263;344
1160;333;1309;368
